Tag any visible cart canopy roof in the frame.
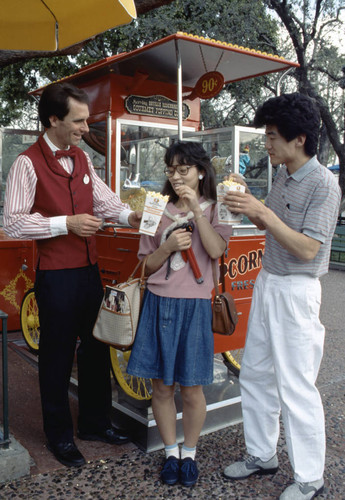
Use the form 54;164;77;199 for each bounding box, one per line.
32;32;299;94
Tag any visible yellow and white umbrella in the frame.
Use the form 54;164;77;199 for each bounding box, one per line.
0;0;137;52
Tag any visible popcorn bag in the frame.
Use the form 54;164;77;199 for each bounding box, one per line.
217;180;245;224
139;191;169;236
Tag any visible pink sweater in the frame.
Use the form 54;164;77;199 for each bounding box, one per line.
138;199;232;299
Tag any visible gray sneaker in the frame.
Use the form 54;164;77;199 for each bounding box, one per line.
223;454;279;480
279;479;324;499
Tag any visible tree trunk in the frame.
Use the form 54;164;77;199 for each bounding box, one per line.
302;86;345;196
318;123;331;166
338;153;345;197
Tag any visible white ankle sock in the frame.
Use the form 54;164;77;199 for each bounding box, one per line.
181;444;196;460
165;443;179;459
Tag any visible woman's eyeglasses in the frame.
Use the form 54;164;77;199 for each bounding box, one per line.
164;165;195;177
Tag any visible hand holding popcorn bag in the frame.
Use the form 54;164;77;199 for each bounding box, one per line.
217;179;245;224
139;191;169;236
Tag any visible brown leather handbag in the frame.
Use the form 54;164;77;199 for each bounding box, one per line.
212;254;238;335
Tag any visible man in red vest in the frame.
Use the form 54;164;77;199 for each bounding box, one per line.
3;82;141;467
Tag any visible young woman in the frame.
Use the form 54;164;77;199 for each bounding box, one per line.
127;141;232;487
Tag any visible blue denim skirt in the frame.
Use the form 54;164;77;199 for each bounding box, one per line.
127;290;214;386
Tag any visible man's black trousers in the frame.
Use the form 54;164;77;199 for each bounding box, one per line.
35;264;111;445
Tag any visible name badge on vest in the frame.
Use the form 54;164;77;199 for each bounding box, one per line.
83;174;90;185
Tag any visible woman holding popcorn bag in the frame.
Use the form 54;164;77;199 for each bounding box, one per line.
127;141;232;487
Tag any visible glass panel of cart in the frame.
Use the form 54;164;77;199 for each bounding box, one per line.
82;121;107;182
82;120;272;226
116;120;195;210
184;126;271;201
0;129;40;224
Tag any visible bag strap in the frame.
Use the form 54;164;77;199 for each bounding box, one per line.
210;202;226;296
212;256;226;296
127;256;149;304
128;255;149;281
220;253;226;293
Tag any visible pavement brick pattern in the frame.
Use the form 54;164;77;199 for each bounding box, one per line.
0;270;344;499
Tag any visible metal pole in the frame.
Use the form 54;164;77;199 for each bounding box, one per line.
175;41;183;141
0;310;10;449
277;67;293;96
106;111;112;188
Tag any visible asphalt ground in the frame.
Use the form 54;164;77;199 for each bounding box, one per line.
0;269;344;499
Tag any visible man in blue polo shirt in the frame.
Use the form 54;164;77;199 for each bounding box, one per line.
222;93;341;500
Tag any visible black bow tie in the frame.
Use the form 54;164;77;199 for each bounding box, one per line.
55;147;77;159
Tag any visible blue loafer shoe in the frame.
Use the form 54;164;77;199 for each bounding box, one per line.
180;457;199;487
160;456;180;485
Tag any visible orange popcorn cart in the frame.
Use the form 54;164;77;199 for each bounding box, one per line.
0;34;298;441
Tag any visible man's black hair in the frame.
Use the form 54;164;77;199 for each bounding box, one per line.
253;93;320;157
162;141;217;202
38;82;89;128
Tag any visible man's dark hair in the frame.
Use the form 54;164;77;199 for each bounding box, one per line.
38;82;89;128
162;141;217;202
253;93;320;157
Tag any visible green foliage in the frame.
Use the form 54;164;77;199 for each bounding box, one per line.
0;56;77;127
98;0;279;53
94;0;280;129
0;65;28;126
263;0;345;192
0;0;279;127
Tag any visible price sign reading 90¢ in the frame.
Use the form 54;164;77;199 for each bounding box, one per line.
193;71;225;99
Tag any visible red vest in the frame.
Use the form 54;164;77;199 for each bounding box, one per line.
22;135;98;270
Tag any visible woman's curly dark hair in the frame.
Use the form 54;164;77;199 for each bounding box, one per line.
253;92;320;157
162;141;217;203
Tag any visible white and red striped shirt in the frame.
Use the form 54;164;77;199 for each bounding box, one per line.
3;133;131;240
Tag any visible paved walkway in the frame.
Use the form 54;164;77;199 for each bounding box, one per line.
0;270;344;499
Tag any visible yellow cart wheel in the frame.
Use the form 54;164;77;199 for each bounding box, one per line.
110;347;152;401
222;349;244;377
20;288;40;354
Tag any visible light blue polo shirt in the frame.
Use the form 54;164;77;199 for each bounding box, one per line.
263;156;341;277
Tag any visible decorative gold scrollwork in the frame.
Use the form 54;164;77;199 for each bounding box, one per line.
0;269;34;312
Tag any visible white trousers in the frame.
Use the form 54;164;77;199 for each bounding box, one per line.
240;269;325;482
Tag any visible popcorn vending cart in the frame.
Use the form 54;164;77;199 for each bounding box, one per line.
0;33;298;449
